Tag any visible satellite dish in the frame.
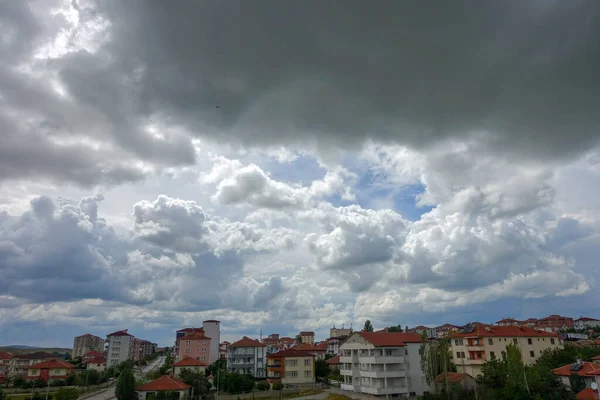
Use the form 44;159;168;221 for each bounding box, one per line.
592;382;598;390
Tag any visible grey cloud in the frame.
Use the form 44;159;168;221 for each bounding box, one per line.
82;0;600;160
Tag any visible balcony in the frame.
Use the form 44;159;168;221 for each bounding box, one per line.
358;356;405;364
466;345;484;352
359;370;406;378
340;369;352;376
360;386;406;395
266;363;282;368
340;384;354;391
465;358;485;365
340;356;358;364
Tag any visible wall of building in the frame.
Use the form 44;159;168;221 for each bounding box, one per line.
282;356;314;385
202;321;220;364
107;335;133;366
178;337;211;363
73;335;104;358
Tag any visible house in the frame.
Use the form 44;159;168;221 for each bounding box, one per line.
408;326;436;339
574;317;600;330
325;355;341;371
85;355;106;372
291;343;327;361
26;359;75;381
107;329;135;366
495;318;523;327
263;335;296;354
327;336;349;356
536;315;574;330
552;359;600;390
139;340;155;359
435;324;460;339
0;352;11;383
172;357;207;377
227;336;266;377
330;326;352;338
450;324;563;378
266;349;315;386
9;352;55;377
83;350;104;363
219;341;230;360
299;331;315;345
174;321;220;364
73;334;105;358
434;372;476;392
339;331;431;397
176;329;211;364
137;375;191;400
576;387;600;400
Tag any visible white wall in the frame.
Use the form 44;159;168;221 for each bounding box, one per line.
108;335;133;366
405;343;431;396
202;321;220;364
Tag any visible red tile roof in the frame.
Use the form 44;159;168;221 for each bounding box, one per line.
552;361;600;377
87;356;106;364
313;342;328;350
107;330;133;337
435;372;469;383
267;349;316;358
0;352;11;360
177;331;211;341
299;331;314;336
496;318;522;323
592;355;600;361
229;337;265;347
138;375;191;392
84;351;104;358
325;355;341;365
576;388;599;400
412;325;431;330
28;359;75;370
452;325;559;338
575;317;600;322
356;332;422;346
172;357;208;367
292;343;325;352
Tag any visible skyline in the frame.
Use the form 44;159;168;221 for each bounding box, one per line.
1;1;599;347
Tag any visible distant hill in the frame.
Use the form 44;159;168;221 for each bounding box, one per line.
0;346;72;354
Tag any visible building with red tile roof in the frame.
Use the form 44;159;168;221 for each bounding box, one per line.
576;387;599;400
266;349;315;385
553;360;600;390
227;337;266;378
176;330;211;364
172;357;207;376
325;355;341;370
0;352;11;383
495;318;523;326
339;331;430;397
574;317;600;330
9;352;55;377
298;331;315;345
26;359;75;381
137;375;191;400
451;324;563;378
107;329;135;367
434;372;476;392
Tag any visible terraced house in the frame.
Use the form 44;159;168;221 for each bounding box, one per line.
227;337;266;377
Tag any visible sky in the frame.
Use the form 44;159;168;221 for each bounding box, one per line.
1;0;599;348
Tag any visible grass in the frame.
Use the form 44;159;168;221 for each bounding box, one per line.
283;389;323;399
326;395;353;400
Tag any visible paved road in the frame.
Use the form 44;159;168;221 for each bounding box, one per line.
291;390;330;400
81;387;116;400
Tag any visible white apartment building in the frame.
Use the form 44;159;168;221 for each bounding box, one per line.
227;337;266;378
107;329;135;366
573;317;600;330
340;332;430;398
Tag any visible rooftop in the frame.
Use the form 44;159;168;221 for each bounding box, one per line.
356;331;423;347
576;388;599;400
229;336;265;348
107;330;133;337
451;325;559;338
435;372;471;383
28;359;75;370
552;361;600;377
325;355;341;365
172;357;208;367
138;375;191;392
299;331;314;336
267;349;316;358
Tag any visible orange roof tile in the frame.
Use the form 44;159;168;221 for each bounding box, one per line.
552;361;600;377
28;359;75;370
435;372;470;383
313;342;328;350
592;355;600;361
452;325;559;338
229;337;265;347
356;332;422;346
576;388;599;400
177;331;211;341
87;356;106;364
299;331;314;336
84;351;104;358
172;357;208;367
0;352;11;360
325;355;341;365
107;330;133;337
138;375;191;392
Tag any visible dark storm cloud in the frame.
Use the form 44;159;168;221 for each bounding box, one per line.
81;0;600;159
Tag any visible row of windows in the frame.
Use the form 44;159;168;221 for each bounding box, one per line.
454;337;557;346
184;340;208;345
184;348;207;353
285;370;312;377
456;350;537;359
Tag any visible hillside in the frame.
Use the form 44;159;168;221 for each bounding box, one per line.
0;346;72;354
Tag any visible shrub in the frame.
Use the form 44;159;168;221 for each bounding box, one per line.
54;387;80;400
272;381;283;390
255;381;270;391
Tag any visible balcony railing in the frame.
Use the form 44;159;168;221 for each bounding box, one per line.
359;370;406;378
358;356;405;364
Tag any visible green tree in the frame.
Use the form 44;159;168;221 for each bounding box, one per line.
315;359;329;378
363;320;374;332
419;336;452;393
154;391;180;400
272;381;283;390
296;335;303;343
255;381;270;391
12;376;24;388
115;368;138;400
0;386;4;400
387;325;403;332
220;372;254;394
178;369;211;400
568;373;586;394
54;388;79;400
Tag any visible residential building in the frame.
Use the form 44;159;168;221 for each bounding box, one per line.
140;340;156;359
435;324;460;339
408;326;436;339
339;331;431;397
176;329;211;364
227;336;266;377
137;375;191;400
85;354;106;373
552;359;600;390
434;373;476;393
0;352;11;383
522;318;538;327
327;336;349;356
267;349;315;386
299;331;315;345
132;339;141;361
172;357;207;377
574;317;600;330
330;326;352;338
450;324;563;378
73;334;105;359
219;341;230;360
83;351;104;364
202;320;221;364
495;318;523;327
107;329;135;366
536;315;574;330
263;335;295;354
292;343;327;361
576;387;600;400
26;359;75;381
325;355;341;371
9;352;55;377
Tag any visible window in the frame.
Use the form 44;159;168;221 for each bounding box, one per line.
488;338;493;345
202;348;206;352
304;359;311;366
527;338;533;345
405;348;408;355
285;371;298;377
530;351;535;357
477;352;482;359
513;338;518;345
490;351;495;359
385;349;393;356
202;340;207;344
201;357;206;361
456;352;461;359
185;340;190;346
304;370;311;377
460;352;465;358
406;362;410;370
185;349;190;354
286;360;298;367
550;338;555;345
407;377;412;387
454;339;463;346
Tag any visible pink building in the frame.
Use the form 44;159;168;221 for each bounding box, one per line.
176;330;212;364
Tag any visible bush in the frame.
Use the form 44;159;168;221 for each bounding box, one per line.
255;381;270;391
50;380;66;387
272;381;283;390
54;387;80;400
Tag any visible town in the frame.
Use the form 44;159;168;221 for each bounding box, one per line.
1;315;600;400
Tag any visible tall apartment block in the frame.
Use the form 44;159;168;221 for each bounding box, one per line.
73;334;105;358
